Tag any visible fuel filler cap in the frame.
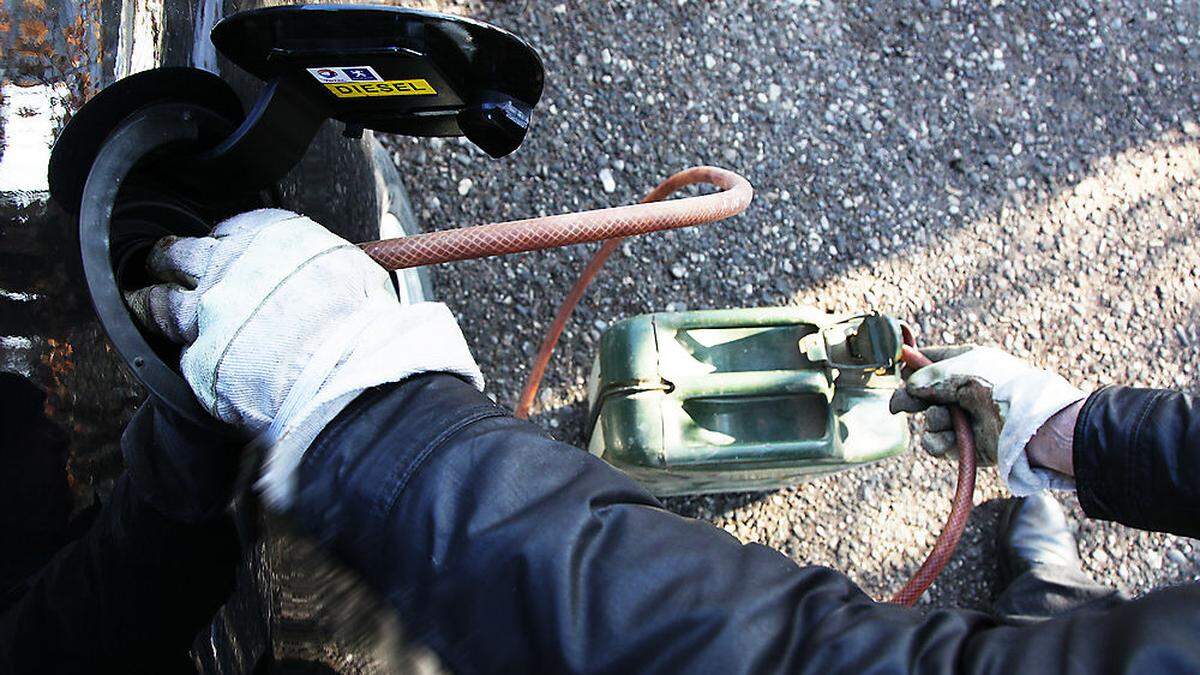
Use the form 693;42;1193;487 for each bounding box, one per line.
211;4;544;157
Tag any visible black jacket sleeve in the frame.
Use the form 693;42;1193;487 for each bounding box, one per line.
0;400;241;674
294;374;1200;674
0;475;238;673
1074;385;1200;538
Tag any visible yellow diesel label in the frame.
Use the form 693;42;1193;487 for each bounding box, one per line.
324;79;437;98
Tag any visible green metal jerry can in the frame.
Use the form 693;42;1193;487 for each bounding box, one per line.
586;307;910;496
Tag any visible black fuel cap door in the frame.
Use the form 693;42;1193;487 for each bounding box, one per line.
211;4;544;158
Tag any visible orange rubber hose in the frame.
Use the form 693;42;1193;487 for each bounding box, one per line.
509;167;749;418
354;165;975;607
890;344;977;606
359;166;752;270
514;237;622;419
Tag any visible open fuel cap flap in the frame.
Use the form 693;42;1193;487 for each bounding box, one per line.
48;4;543;423
212;5;543;157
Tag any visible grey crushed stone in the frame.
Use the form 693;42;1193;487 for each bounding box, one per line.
384;0;1200;609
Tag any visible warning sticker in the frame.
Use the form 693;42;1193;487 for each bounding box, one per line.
323;79;438;98
306;66;383;84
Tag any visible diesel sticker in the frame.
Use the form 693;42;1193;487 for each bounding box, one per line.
323;79;437;98
306;66;383;84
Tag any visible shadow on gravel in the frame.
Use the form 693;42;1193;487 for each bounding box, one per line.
662;489;776;520
666;491;1010;611
422;0;1200;393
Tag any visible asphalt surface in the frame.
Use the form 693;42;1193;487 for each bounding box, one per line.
384;0;1200;609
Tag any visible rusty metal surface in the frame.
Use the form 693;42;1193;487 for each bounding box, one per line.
0;199;141;508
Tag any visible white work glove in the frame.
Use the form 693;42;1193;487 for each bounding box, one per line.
888;345;1086;496
125;208;483;510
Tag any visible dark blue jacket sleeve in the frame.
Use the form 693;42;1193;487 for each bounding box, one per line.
295;374;1200;674
0;474;238;674
0;399;241;674
1074;386;1200;538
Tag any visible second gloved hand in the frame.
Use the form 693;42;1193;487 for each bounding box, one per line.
889;345;1085;496
125;208;483;510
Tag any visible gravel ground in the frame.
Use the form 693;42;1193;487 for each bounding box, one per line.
384;0;1200;609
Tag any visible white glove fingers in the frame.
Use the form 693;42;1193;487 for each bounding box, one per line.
922;430;959;458
906;347;1008;393
124;283;199;344
146;235;218;287
909;346;1034;394
124;286;155;332
924;405;953;432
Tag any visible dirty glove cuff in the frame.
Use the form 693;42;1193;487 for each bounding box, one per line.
895;346;1086;496
994;370;1086;496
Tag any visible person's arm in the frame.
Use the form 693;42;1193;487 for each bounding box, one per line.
120;216;1200;673
1023;399;1084;477
0;400;241;672
1071;386;1200;538
891;345;1200;536
294;373;1200;675
894;345;1200;538
889;345;1087;495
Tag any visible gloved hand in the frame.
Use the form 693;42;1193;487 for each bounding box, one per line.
888;345;1085;496
125;208;483;509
